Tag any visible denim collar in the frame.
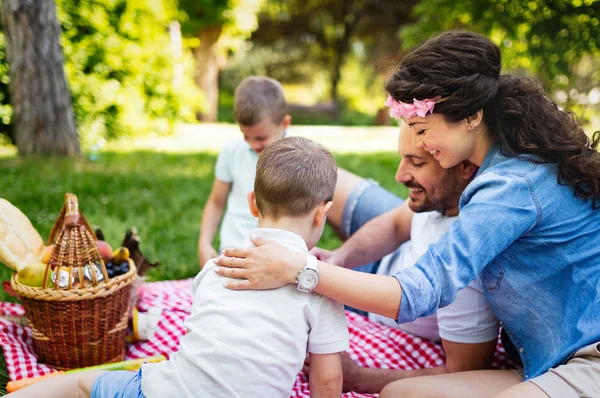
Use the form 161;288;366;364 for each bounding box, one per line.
475;142;501;178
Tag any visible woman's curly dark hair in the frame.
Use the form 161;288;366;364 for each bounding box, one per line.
385;31;600;208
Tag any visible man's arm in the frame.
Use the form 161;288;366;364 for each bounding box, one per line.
309;353;343;398
335;202;414;269
198;178;231;268
341;338;497;393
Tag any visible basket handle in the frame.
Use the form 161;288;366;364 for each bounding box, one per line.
47;193;97;245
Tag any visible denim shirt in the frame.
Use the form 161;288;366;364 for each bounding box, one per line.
393;144;600;380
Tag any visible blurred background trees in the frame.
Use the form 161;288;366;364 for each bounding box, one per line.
1;0;79;155
178;0;261;122
401;0;600;122
0;0;598;155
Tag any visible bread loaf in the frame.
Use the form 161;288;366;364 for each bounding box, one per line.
0;199;44;272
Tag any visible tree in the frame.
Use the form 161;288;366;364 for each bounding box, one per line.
248;0;418;105
178;0;261;122
0;0;204;148
1;0;80;156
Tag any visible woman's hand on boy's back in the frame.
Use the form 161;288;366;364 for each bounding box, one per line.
214;236;305;290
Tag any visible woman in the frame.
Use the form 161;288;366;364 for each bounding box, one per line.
214;31;600;397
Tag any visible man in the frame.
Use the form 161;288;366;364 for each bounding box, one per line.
312;123;500;393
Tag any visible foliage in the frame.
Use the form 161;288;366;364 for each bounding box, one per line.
177;0;231;33
400;0;600;120
235;0;417;104
218;0;418;123
403;0;599;83
178;0;261;60
0;32;11;142
0;0;204;148
0;145;406;303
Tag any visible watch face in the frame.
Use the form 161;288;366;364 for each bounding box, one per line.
298;270;318;290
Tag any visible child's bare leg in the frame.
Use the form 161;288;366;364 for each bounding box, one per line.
7;370;106;398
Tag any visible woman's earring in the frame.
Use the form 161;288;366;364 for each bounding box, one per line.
467;125;472;131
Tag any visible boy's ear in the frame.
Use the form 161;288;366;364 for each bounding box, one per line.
247;191;260;218
314;201;334;227
281;114;292;129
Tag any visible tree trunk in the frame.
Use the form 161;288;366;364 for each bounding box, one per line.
330;0;359;105
169;21;184;88
193;25;223;123
1;0;79;156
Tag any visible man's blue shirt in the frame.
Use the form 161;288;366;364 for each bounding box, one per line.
393;144;600;379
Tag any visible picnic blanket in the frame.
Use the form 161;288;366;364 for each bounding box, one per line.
0;279;515;397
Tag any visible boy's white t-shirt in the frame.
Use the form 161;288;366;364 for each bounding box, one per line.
369;211;500;344
141;228;349;398
214;139;259;251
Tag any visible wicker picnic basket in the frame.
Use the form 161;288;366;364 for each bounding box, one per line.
10;193;137;370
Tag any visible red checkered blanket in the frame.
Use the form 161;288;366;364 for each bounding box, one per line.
0;279;515;397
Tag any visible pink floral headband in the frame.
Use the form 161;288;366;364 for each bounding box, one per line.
385;95;447;120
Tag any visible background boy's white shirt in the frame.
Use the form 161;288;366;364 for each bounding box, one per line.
214;139;259;251
369;211;500;344
141;228;349;398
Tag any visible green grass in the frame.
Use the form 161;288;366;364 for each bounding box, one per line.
218;104;376;126
0;148;406;303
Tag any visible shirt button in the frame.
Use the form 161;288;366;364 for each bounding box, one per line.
525;374;529;378
519;347;524;353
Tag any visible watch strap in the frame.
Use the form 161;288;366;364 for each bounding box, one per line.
305;254;318;272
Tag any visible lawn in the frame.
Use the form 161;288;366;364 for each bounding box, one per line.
0;146;407;303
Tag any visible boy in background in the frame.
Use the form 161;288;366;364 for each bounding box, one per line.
10;137;348;398
198;76;291;266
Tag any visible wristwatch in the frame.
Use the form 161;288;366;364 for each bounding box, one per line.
296;254;319;293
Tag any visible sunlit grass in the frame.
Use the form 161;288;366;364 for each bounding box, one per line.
0;146;407;302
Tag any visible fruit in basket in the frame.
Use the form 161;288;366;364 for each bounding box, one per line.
96;240;113;263
18;262;51;287
41;245;55;264
112;247;130;263
114;261;130;276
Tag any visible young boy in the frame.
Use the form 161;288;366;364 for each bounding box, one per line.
10;137;348;398
198;76;291;267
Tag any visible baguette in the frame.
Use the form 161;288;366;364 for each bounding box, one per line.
0;198;44;272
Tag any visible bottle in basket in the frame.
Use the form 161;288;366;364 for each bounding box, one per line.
51;267;74;289
83;262;106;284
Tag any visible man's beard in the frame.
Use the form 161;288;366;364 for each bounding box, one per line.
404;176;462;214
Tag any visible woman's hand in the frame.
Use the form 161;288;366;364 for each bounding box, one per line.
213;236;306;290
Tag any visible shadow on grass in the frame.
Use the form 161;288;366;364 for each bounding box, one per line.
0;149;405;302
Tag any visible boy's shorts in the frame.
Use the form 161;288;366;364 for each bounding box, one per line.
91;369;146;398
522;341;600;398
341;179;404;316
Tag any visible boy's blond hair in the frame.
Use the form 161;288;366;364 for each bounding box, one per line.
255;137;337;220
234;76;287;126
